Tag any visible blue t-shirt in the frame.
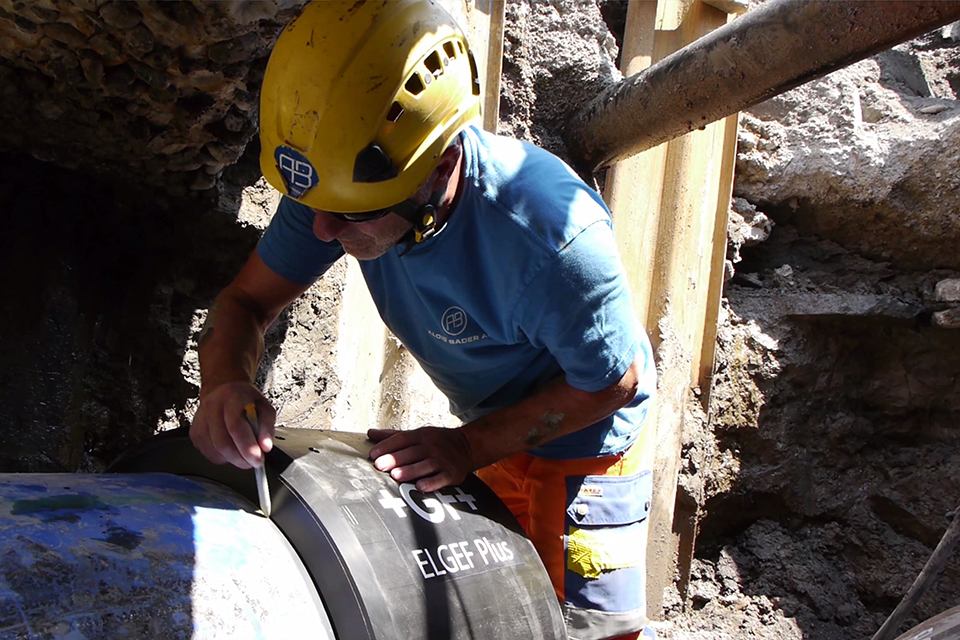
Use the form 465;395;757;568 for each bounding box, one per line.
257;126;656;459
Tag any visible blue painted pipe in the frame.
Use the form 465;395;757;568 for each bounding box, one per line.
0;473;332;639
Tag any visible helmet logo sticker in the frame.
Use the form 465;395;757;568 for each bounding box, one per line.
275;146;319;199
441;307;468;336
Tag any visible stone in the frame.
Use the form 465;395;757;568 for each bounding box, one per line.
168;149;203;172
103;63;135;90
160;1;201;27
160;142;189;155
232;88;257;112
182;69;227;93
141;46;175;73
205;142;244;164
177;57;207;76
129;60;168;90
736;60;960;271
1;18;43;51
224;0;280;25
13;15;36;33
146;85;176;105
87;33;121;62
119;23;154;57
943;20;960;40
223;108;246;133
190;170;216;190
208;33;261;65
0;0;303;190
58;10;99;37
932;308;960;328
35;99;63;119
919;104;950;115
49;57;83;85
222;62;249;81
98;1;141;30
42;22;88;47
934;279;960;302
29;6;59;22
56;49;79;70
79;53;104;87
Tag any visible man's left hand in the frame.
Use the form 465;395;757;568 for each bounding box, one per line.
367;427;475;492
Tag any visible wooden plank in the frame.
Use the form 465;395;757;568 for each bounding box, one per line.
604;0;739;618
605;0;664;336
698;110;739;397
456;0;504;133
482;0;505;133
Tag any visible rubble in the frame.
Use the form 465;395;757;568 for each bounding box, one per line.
0;0;305;195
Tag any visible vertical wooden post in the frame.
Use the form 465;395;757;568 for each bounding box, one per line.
331;258;388;432
459;0;506;133
603;0;740;617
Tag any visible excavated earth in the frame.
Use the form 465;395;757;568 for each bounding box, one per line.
1;1;959;639
660;22;960;640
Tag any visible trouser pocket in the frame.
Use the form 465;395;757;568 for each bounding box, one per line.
563;470;652;640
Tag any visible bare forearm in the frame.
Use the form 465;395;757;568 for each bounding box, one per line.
460;360;641;469
197;292;270;395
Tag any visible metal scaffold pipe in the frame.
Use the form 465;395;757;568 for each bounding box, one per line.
565;0;960;174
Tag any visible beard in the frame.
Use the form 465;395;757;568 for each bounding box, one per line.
338;233;404;259
335;216;412;260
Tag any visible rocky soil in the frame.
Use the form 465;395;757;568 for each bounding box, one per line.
0;0;303;195
654;24;960;640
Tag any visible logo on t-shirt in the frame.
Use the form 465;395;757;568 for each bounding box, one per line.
429;306;489;346
441;306;468;336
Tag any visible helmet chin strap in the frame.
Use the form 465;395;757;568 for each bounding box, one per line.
394;187;447;256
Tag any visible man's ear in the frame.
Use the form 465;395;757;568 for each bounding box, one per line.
432;142;463;184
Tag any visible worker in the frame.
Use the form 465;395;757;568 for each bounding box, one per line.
190;2;657;639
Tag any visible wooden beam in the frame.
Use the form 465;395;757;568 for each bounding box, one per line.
482;0;505;133
604;0;739;618
457;0;505;133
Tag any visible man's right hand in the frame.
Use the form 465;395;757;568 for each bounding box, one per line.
190;381;276;469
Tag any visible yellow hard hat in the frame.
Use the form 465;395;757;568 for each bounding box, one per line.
259;0;482;214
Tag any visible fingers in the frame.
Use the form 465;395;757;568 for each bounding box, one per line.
368;430;409;459
416;471;457;493
368;427;472;491
224;400;262;468
189;407;227;465
210;416;253;469
389;459;440;484
373;444;430;473
190;382;275;469
367;428;399;444
255;398;277;453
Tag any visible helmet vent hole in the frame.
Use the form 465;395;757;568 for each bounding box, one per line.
457;41;465;54
468;50;481;97
386;101;404;123
405;73;425;95
443;42;456;59
425;50;443;78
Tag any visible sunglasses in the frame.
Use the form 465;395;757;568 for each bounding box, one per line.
326;197;423;224
326;207;393;223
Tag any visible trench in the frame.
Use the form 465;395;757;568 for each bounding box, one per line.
2;1;959;638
